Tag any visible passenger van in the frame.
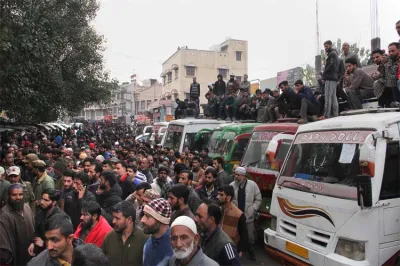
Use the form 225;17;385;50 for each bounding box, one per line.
162;118;224;152
153;122;169;143
209;123;258;174
265;109;400;266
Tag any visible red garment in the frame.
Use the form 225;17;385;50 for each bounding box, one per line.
73;216;112;247
120;173;128;182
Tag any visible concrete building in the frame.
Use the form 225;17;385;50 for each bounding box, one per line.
83;76;162;124
156;39;248;121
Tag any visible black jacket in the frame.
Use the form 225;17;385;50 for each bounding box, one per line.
34;206;65;241
276;88;298;106
213;80;226;97
323;50;339;81
64;190;96;230
97;183;123;225
119;177;136;200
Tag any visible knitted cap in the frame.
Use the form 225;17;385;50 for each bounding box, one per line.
143;189;160;201
171;216;197;235
143;198;171;225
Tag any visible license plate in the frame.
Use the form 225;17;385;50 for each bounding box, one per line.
285;241;309;259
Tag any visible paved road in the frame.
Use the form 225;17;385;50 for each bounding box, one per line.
241;244;280;266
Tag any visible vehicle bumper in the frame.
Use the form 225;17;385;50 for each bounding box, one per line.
264;229;371;266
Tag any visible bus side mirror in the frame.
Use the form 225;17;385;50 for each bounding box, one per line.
356;175;372;210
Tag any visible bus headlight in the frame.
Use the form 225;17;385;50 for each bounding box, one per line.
334;239;365;261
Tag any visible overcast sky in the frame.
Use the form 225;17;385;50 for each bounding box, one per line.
94;0;400;84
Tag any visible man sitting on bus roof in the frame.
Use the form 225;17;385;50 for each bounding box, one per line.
294;80;320;124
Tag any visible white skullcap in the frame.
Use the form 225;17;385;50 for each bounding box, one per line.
96;155;105;162
171;216;197;235
235;166;246;175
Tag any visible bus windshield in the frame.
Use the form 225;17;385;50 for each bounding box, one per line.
211;131;236;156
278;130;374;199
242;131;280;169
163;125;184;150
208;130;222;154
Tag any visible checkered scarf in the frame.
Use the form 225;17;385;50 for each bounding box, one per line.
143;198;171;225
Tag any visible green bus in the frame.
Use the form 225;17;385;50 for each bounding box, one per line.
208;123;259;174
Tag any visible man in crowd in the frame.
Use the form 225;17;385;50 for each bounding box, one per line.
230;166;261;260
387;42;400;107
168;184;196;224
97;171;123;225
28;214;84;266
196;167;218;201
276;80;298;118
225;90;237;121
102;201;149;266
213;157;232;187
7;165;35;211
227;73;240;95
126;182;151;229
320;40;339;119
190;77;201;112
32;159;55;211
0;167;10;208
240;74;251;95
344;57;375;109
294;79;321;124
371;48;393;107
73;201;112;247
213;74;227;119
115;160;135;200
72;244;110;266
140;158;154;183
141;198;173;266
217;185;248;258
195;200;241;265
59;169;74;210
87;163;102;195
191;156;204;187
64;171;96;230
178;170;201;214
341;42;361;67
83;158;95;174
0;184;35;266
169;216;218;266
28;188;64;256
147;155;158;179
151;165;172;194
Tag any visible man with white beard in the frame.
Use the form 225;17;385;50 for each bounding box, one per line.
169;216;218;266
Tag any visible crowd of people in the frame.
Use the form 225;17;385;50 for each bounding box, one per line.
0;121;261;266
181;21;400;124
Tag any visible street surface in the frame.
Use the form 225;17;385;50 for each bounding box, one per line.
241;245;280;266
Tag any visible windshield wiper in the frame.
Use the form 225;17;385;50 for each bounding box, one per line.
243;159;260;167
278;180;311;191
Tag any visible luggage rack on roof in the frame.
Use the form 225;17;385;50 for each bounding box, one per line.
340;108;400;116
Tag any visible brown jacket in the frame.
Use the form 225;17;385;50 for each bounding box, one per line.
220;202;248;252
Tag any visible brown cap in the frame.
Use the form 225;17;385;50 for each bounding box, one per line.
23;153;39;163
32;160;46;168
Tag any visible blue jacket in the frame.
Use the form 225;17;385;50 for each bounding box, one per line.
143;227;173;266
297;86;319;104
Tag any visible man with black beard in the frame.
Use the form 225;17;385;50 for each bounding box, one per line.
191;156;204;187
73;201;112;248
151;166;172;194
97;171;122;225
196;167;218;202
0;184;35;266
59;170;74;210
64;171;96;230
28;188;64;256
168;184;196;224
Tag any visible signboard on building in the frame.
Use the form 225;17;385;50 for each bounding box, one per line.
276;67;303;87
250;82;260;95
104;115;112;121
165;115;174;122
136;115;146;122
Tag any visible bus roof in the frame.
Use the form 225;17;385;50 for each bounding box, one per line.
168;118;225;126
297;112;400;133
219;123;259;136
253;123;299;133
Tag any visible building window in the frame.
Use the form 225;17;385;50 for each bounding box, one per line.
167;72;172;82
218;69;228;79
162;76;166;85
147;100;151;108
236;76;242;83
236;51;242;61
185;66;196;76
174;69;179;79
141;101;145;110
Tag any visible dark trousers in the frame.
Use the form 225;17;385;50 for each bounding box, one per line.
378;87;393;107
225;106;236;119
391;86;400;103
346;89;375;110
300;98;320;117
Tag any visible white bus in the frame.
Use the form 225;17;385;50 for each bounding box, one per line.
265;109;400;266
